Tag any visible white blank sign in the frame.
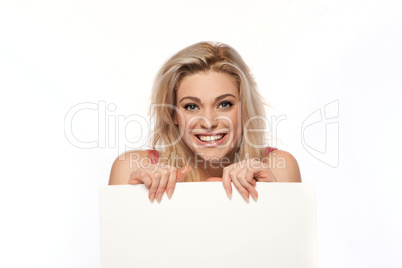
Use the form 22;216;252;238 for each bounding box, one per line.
99;183;317;268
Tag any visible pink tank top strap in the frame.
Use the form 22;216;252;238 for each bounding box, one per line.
146;149;159;164
265;146;278;155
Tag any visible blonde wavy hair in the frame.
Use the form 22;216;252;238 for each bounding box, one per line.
150;41;269;182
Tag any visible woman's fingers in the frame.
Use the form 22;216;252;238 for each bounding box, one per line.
128;170;141;184
255;168;277;182
155;168;170;202
222;167;232;198
128;178;141;185
165;167;178;199
128;170;152;188
245;168;257;186
222;162;259;201
148;172;161;202
131;160;270;202
130;165;190;202
164;166;190;199
176;166;190;182
245;169;258;200
230;173;250;202
234;170;258;201
140;172;152;189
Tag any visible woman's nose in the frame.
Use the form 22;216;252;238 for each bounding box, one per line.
199;109;218;129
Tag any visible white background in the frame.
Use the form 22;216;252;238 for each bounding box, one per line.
1;0;401;267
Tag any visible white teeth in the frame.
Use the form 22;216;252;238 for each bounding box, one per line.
198;134;224;142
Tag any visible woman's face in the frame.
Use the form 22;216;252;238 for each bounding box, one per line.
174;71;242;161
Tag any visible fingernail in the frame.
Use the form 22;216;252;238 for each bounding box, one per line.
149;193;155;202
167;188;173;199
225;187;232;198
250;192;258;201
156;192;163;202
181;166;189;173
242;193;249;202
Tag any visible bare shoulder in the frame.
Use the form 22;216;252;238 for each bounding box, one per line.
262;149;302;182
108;150;151;185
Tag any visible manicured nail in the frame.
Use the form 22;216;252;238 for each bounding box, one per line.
167;188;174;199
181;166;189;173
242;193;249;202
225;187;232;198
149;193;155;202
250;192;258;201
156;192;163;202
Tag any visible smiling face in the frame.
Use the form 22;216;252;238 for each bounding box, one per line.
174;71;242;161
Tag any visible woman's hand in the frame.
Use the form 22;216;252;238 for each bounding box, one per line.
128;165;190;202
222;158;276;201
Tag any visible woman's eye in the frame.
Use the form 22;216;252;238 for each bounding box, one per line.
184;104;198;111
218;101;233;109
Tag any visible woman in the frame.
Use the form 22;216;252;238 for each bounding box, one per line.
109;41;301;202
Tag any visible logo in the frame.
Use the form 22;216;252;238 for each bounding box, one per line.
301;100;339;167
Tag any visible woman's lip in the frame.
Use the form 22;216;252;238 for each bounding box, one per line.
194;133;228;147
194;132;227;136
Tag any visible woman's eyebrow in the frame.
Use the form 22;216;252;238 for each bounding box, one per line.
179;96;200;103
179;94;236;103
215;93;236;102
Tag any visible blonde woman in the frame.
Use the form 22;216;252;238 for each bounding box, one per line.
109;42;301;202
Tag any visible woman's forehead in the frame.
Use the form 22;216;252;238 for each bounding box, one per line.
177;72;239;100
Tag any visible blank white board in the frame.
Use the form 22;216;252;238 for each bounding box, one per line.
99;183;317;268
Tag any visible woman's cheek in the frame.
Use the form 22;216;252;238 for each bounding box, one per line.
184;115;198;130
182;116;197;142
227;110;241;147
